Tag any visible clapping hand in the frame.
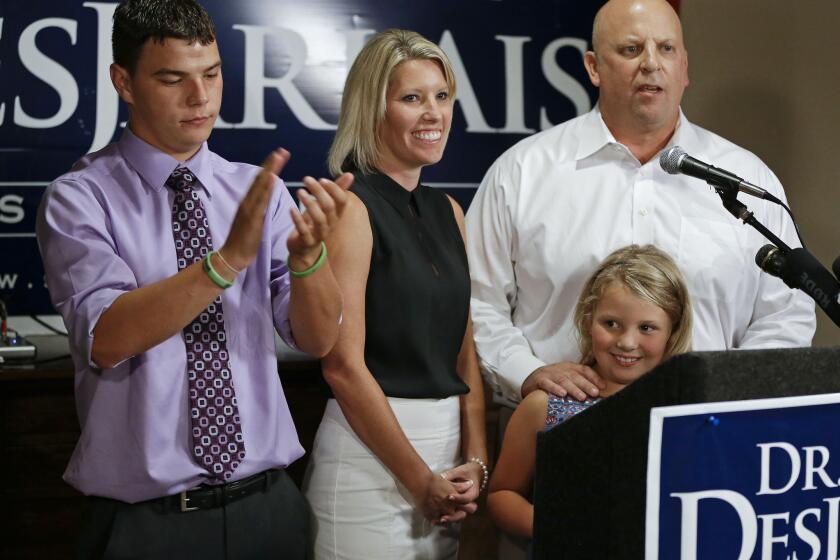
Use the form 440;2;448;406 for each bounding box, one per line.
220;148;353;274
286;172;354;272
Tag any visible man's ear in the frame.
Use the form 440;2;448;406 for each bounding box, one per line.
110;63;134;105
583;51;601;88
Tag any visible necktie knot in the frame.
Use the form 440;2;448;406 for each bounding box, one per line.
166;167;198;193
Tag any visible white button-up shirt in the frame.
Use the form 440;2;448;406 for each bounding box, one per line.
466;107;816;405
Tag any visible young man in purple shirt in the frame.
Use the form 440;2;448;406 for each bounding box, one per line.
36;0;350;557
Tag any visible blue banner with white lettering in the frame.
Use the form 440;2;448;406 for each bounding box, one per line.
0;0;609;315
646;394;840;560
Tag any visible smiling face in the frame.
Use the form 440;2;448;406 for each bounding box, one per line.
584;0;688;137
589;282;673;395
376;58;453;187
110;37;222;161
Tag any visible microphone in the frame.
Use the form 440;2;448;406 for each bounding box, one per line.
755;244;787;278
755;244;840;326
660;146;781;204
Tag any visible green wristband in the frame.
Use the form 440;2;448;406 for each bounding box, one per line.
289;242;327;278
204;252;234;289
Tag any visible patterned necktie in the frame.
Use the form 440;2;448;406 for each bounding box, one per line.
167;167;245;482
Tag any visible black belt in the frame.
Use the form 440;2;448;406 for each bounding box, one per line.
168;469;282;513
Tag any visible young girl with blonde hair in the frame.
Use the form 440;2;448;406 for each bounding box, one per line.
487;244;693;539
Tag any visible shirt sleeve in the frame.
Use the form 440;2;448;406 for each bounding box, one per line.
738;166;816;348
465;161;546;404
267;177;298;349
36;179;138;369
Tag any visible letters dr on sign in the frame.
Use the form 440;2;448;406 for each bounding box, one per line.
646;393;840;560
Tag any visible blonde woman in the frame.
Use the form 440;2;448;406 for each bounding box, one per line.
302;29;488;559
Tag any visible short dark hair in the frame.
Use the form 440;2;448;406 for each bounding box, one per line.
112;0;216;74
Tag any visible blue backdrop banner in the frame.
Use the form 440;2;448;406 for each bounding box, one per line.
646;393;840;560
0;0;604;314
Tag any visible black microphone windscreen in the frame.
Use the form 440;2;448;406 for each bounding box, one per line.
785;248;840;303
755;244;785;278
659;146;686;175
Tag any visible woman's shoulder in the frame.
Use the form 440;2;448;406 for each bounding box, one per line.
327;186;370;247
348;171;400;214
348;170;376;197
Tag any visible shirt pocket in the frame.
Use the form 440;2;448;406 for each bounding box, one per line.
677;216;746;303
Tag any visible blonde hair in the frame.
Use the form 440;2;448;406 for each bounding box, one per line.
573;244;693;366
327;29;457;176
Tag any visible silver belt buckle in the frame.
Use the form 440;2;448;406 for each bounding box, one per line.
179;490;199;513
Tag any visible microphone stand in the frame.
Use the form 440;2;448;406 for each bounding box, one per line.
711;181;840;329
713;185;792;254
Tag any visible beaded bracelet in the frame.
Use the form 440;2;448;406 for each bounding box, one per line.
289;242;327;278
204;252;234;289
469;457;489;492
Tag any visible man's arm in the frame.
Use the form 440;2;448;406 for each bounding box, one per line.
89;149;350;367
38;175;143;370
465;163;604;402
284;174;351;357
90;257;232;368
466;163;541;402
86;150;288;367
738;166;815;348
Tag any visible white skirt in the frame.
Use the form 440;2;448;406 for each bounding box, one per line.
303;396;462;560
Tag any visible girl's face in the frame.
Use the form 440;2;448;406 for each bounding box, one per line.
589;282;673;395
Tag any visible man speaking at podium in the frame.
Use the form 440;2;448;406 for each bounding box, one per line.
36;0;349;557
466;0;815;408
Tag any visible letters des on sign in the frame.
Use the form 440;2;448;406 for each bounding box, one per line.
647;395;840;560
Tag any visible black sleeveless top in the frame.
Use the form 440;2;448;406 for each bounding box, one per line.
350;170;470;398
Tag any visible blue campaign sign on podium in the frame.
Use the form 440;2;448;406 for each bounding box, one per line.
646;393;840;560
0;0;606;315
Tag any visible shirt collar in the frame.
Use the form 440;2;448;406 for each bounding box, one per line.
118;127;215;196
365;170;423;218
574;105;617;161
574;105;694;162
666;110;699;153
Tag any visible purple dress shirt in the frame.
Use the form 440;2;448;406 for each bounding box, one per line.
36;129;305;503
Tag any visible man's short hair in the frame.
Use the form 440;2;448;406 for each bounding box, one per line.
112;0;216;74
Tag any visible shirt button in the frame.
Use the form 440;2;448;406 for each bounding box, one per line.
640;208;649;216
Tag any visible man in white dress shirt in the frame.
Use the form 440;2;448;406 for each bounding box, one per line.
466;0;815;407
